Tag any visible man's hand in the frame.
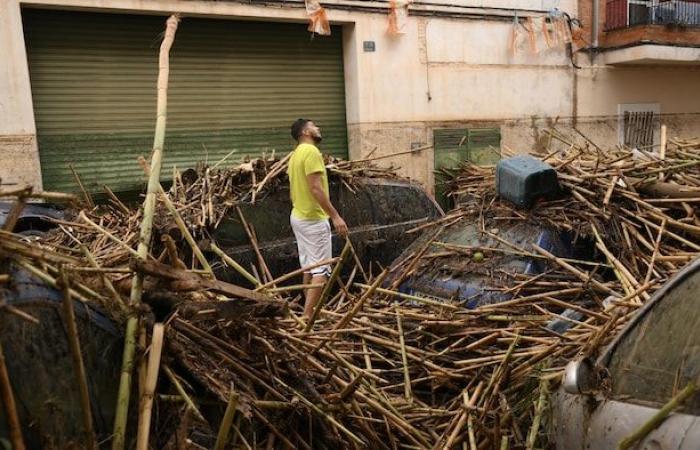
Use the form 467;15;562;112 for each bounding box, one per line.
331;214;349;238
307;172;348;237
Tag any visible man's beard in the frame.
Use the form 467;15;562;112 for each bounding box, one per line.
313;134;323;144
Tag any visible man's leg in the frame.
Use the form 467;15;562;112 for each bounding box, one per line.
295;217;332;321
302;271;312;301
304;274;328;320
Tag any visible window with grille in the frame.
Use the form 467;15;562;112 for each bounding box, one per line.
618;103;660;150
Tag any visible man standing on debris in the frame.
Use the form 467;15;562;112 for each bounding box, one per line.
288;118;349;320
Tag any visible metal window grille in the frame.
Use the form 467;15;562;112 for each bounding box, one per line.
623;110;657;149
606;0;700;30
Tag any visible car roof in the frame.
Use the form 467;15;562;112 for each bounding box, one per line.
0;202;64;229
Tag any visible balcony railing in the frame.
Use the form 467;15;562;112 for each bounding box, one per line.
606;0;700;31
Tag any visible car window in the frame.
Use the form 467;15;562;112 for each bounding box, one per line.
213;187;293;246
607;265;700;413
364;181;439;225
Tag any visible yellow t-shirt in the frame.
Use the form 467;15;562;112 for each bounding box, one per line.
287;143;330;220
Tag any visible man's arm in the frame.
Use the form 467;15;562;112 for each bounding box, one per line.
307;172;348;237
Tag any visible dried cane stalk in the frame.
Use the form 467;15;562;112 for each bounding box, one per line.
59;267;97;450
112;15;179;450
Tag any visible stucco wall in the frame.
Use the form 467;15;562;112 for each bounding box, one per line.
345;14;574;124
577;64;700;117
0;0;42;189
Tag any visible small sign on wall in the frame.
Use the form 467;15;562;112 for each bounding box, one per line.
363;41;376;52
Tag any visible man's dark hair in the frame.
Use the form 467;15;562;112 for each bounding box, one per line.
291;118;312;141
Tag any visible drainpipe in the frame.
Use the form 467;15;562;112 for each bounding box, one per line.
591;0;600;62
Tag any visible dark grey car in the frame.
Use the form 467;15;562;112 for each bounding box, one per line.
552;257;700;450
212;177;443;284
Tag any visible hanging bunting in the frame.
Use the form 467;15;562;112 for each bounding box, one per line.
542;17;555;49
387;0;410;36
569;19;588;53
305;0;331;36
554;15;572;45
508;12;524;56
524;17;539;54
510;11;588;56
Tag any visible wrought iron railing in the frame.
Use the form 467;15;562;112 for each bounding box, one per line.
606;0;700;31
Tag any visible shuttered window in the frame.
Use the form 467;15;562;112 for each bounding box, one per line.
23;9;348;192
433;127;501;209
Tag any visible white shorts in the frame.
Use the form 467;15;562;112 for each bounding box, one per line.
290;214;332;277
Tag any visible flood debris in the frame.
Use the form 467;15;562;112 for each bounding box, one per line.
1;130;699;449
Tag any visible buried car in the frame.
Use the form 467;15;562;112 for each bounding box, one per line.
1;175;442;285
211;176;442;285
386;154;595;316
0;202;64;236
552;257;700;450
385;218;587;310
0;262;123;448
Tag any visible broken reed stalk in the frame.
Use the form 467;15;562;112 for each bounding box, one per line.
80;244;124;309
162;365;206;422
396;308;413;402
78;211;140;258
236;206;274;284
354;282;459;310
104;184;130;214
70;164;95;208
214;389;239;450
136;323;165;450
256;257;339;291
525;378;548;450
137;156;215;276
533;245;619;297
0;188;78;202
617;379;698;450
659;124;667;181
1;193;28;233
112;14;179;450
58;224;124;310
325;269;389;339
500;435;509;450
59;267;97;450
1;304;39;324
211;242;260;287
466;395;477;450
440;383;482;450
159;188;214;276
161;234;187;270
306;239;352;331
0;341;25;450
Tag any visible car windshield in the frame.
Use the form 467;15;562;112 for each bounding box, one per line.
607;263;700;413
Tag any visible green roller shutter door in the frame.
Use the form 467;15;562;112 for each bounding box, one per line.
23;9;348;193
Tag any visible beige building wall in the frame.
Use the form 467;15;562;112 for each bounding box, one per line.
344;13;577;190
574;64;700;150
0;0;42;189
1;0;699;195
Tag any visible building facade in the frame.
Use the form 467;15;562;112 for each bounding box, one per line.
1;0;699;195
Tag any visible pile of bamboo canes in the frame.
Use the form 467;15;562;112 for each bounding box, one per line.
1;11;699;446
161;131;700;448
162;153;402;233
442;130;700;289
2;134;698;449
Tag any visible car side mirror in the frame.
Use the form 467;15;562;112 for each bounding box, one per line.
563;357;598;395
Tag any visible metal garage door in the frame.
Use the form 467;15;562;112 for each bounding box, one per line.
23;9;348;192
